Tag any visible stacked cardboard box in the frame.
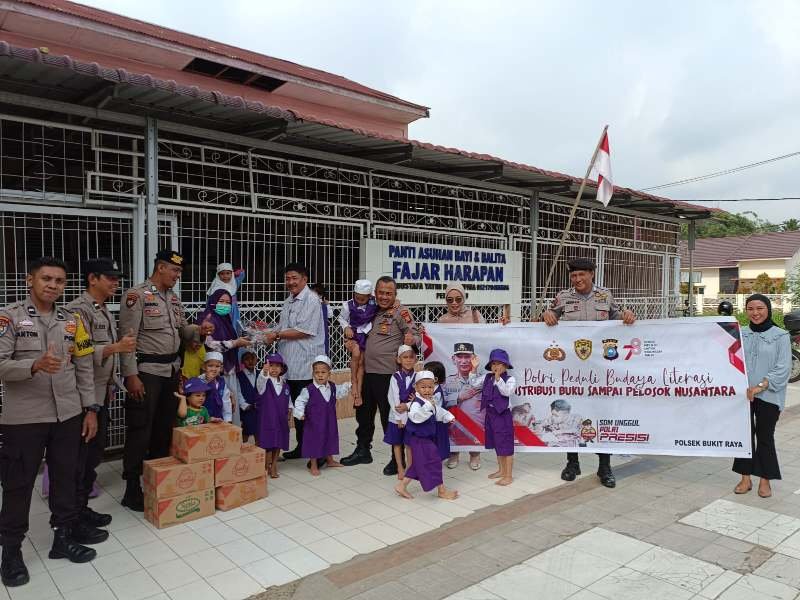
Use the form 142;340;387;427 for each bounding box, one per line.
214;444;268;511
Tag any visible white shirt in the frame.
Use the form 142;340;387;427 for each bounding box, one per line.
235;367;260;410
468;373;517;397
337;300;374;335
408;394;455;424
387;372;416;424
200;374;233;422
293;381;351;419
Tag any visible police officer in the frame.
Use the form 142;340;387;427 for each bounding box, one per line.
66;258;137;528
341;276;420;473
118;250;212;510
443;342;484;470
0;257;107;587
542;257;636;488
718;301;734;316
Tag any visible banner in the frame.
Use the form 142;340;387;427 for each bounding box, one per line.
424;318;751;457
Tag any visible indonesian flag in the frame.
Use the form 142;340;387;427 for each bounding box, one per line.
591;130;613;206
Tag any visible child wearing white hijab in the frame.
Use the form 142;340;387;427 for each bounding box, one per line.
207;262;246;334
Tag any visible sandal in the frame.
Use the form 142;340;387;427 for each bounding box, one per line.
446;456;459;469
758;483;772;498
734;481;752;494
469;457;481;471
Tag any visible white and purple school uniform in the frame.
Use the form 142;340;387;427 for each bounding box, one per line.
404;395;455;492
294;381;351;458
433;384;451;460
338;297;378;351
469;373;516;456
201;374;233;422
235;367;261;437
254;375;292;450
383;369;416;446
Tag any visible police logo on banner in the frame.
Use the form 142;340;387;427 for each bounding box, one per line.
543;342;566;361
574;339;592;360
602;338;619;361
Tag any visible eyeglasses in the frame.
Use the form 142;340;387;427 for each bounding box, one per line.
445;296;463;304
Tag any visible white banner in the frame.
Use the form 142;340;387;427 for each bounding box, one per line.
423;317;752;457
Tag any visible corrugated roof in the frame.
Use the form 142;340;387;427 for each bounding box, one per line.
14;0;429;113
679;230;800;267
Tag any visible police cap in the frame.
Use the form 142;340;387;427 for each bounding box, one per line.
155;249;184;267
567;258;596;272
84;257;124;278
453;342;475;355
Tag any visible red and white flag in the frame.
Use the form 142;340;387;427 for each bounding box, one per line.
591;129;613;206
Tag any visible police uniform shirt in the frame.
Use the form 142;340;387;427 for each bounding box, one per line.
118;279;188;378
0;297;95;424
67;291;120;405
363;305;421;375
549;285;622;322
443;372;481;408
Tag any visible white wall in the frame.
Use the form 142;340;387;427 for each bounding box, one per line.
738;259;787;279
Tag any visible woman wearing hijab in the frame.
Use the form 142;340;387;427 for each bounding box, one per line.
733;294;791;498
198;289;251;422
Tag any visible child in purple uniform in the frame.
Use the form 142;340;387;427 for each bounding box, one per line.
338;279;378;405
468;349;516;486
255;353;293;478
200;351;233;422
395;371;458;501
424;360;451;462
384;345;417;480
293;355;351;476
236;350;260;443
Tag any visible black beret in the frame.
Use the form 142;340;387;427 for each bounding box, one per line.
567;258;596;272
155;249;184;266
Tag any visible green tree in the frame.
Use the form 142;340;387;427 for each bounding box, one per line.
680;211;778;240
787;264;800;305
783;218;800;231
751;272;775;294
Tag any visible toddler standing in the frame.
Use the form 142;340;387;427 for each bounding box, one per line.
425;361;451;461
384;345;417;479
235;350;261;443
395;371;458;500
338;280;378;404
254;353;293;478
200;351;233;423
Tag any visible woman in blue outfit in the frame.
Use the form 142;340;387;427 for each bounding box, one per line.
733;294;791;499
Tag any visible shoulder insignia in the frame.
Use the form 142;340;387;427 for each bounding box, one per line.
170;295;179;304
72;315;94;357
126;291;139;308
0;315;9;337
399;308;413;324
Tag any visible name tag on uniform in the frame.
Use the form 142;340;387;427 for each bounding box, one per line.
379;319;391;334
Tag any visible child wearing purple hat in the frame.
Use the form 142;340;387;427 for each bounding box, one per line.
468;348;517;486
255;353;293;478
175;377;220;426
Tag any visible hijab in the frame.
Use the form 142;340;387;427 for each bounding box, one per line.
745;293;775;333
438;282;485;324
207;262;238;297
197;289;239;372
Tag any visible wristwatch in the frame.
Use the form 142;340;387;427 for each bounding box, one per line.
84;404;102;413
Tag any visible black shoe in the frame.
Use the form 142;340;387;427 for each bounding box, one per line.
48;528;97;563
382;458;398;476
340;446;373;466
81;506;112;528
121;479;144;512
283;447;302;460
70;520;109;545
561;461;581;482
598;467;616;488
1;546;29;587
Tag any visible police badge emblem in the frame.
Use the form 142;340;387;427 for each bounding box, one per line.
602;338;619;361
580;419;597;443
574;339;592;360
543;342;566;361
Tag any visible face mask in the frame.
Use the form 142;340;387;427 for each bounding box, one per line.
214;303;232;317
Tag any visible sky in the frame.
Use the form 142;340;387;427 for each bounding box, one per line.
81;0;800;222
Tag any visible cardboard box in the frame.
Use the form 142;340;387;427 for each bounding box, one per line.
144;488;215;528
215;475;268;511
143;457;214;499
171;422;242;463
214;445;266;486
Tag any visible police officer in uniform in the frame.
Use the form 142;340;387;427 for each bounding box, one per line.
118;250;212;510
0;257;107;587
67;258;137;528
542;257;636;488
341;276;420;473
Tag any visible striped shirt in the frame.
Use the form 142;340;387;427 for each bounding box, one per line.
276;285;326;380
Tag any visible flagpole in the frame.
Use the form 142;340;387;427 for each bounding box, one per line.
536;125;609;319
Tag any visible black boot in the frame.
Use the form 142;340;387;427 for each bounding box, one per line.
48;527;97;563
1;545;29;587
597;466;616;488
121;479;144;512
561;460;581;482
81;506;112;528
382;456;398;476
340;445;373;466
70;520;109;545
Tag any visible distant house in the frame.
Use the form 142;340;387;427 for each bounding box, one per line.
679;231;800;296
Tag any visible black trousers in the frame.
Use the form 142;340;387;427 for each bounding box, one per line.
733;398;781;480
76;405;108;509
567;452;611;468
354;373;392;448
122;371;179;480
0;414;83;547
288;379;313;452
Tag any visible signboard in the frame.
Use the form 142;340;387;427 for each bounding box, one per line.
360;239;522;306
424;318;751;457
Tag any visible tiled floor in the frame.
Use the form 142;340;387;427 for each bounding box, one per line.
1;416;620;600
444;528;800;600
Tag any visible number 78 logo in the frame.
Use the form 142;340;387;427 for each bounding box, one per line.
623;338;642;360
